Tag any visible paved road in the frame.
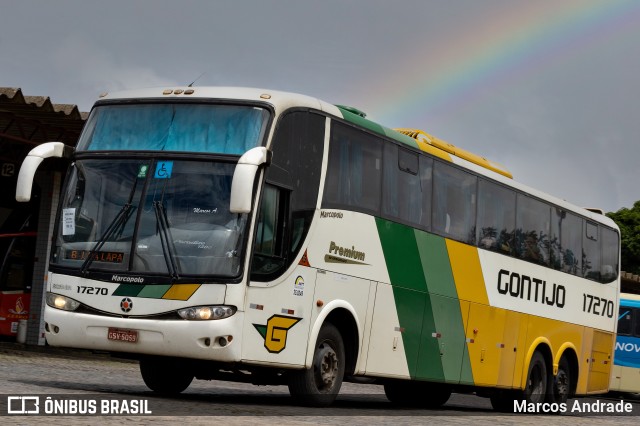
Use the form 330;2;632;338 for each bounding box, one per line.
0;342;638;425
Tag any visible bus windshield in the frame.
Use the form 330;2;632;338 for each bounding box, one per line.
76;103;270;154
51;158;248;280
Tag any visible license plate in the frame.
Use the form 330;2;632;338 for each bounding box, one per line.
107;327;138;343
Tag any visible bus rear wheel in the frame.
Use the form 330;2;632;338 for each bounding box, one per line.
139;356;194;394
288;323;345;407
490;350;548;412
551;355;571;404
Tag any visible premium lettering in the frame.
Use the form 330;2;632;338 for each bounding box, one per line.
328;241;365;262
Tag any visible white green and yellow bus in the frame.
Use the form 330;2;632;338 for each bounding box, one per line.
15;87;620;409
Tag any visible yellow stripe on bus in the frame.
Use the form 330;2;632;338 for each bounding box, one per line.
446;240;489;306
162;284;201;301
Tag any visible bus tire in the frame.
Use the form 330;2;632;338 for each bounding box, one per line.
384;381;451;408
489;351;549;411
288;323;345;407
551;355;571;404
139;356;194;394
522;350;548;404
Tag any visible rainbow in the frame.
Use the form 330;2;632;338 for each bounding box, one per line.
355;1;640;129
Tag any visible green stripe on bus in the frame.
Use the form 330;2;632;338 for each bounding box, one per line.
376;218;444;381
137;284;172;298
413;231;469;383
336;106;420;150
112;284;142;297
376;219;474;384
415;232;457;298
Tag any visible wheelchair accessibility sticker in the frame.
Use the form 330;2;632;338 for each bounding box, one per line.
154;161;173;179
253;315;301;353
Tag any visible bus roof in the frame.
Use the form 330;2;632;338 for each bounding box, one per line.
96;86;344;117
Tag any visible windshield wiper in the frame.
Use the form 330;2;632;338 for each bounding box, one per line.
80;177;139;275
153;200;180;280
80;204;135;274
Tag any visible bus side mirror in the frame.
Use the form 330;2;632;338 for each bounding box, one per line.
230;147;271;213
16;142;73;202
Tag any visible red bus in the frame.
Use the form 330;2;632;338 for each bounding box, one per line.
0;189;38;338
0;231;36;336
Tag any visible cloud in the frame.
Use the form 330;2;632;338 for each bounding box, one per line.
46;36;175;110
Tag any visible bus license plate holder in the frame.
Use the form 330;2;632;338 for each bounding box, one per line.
107;327;138;343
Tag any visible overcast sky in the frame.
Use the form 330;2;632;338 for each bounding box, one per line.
2;0;639;213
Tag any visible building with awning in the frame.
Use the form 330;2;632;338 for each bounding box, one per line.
0;87;87;345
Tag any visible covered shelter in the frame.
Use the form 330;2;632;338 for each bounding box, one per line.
0;87;87;344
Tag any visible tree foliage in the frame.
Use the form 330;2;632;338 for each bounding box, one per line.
607;201;640;275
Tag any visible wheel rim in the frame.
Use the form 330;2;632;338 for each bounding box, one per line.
555;368;569;399
314;341;339;392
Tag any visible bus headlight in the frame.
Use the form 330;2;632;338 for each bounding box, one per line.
46;292;81;311
178;305;236;320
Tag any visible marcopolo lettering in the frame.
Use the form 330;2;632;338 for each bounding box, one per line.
320;211;343;219
111;275;145;283
497;269;565;308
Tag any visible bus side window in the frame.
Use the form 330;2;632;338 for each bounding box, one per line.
515;195;550;266
618;308;632;335
432;161;477;244
251;184;287;276
583;221;601;281
0;236;35;292
634;308;640;337
251;111;324;281
419;156;433;230
476;180;515;254
600;226;619;283
553;210;583;276
382;145;422;227
323;121;382;216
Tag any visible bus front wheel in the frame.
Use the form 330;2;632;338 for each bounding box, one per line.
139;356;194;394
288;323;345;407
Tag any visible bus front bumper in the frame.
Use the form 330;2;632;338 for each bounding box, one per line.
44;306;243;362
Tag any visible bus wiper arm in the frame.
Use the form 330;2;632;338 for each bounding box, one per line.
153;200;180;280
80;203;135;274
80;176;139;275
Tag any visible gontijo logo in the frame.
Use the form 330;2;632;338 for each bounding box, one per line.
253;315;301;353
